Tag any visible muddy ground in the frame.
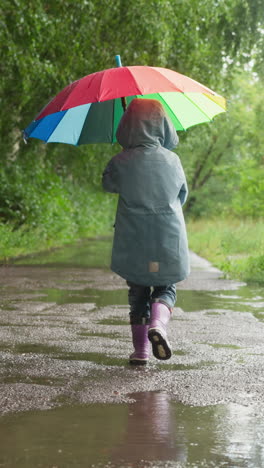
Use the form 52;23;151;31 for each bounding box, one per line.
0;240;263;416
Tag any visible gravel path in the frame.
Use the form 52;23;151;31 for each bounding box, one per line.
0;248;264;415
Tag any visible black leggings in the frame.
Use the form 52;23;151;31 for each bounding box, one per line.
127;282;176;325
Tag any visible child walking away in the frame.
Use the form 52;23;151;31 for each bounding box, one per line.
102;99;190;365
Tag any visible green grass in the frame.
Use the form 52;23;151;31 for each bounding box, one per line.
187;217;264;284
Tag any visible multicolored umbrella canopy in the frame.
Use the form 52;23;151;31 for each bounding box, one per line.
23;58;226;146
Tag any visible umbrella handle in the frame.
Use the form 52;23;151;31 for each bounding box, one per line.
115;55;122;67
121;97;127;112
115;55;127;112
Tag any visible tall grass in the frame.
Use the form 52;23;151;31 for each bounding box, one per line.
187;217;264;283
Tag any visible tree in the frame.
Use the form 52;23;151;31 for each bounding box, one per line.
0;0;264;228
181;72;264;218
1;0;264;148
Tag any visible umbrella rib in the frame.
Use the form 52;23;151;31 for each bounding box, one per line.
182;93;216;121
156;93;187;131
39;81;80;119
149;68;183;93
206;93;226;110
45;111;69;142
125;68;144;96
99;67;142;101
98;71;107;102
152;67;215;94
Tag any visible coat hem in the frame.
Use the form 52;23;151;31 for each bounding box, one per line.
111;267;190;287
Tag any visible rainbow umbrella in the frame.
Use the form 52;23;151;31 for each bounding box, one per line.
23;56;226;146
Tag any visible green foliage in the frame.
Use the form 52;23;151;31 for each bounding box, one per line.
1;0;264;260
229;160;264;217
242;255;264;283
219;254;264;284
1;0;264;144
181;73;264;218
0;187;116;259
0;152;117;259
187;218;264;284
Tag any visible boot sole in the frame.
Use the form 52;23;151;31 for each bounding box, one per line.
129;358;148;366
148;328;172;361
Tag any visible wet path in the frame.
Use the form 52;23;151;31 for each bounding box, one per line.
0;238;264;467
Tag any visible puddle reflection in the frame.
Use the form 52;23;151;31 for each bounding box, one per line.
111;392;186;465
177;287;264;318
8;236;264;321
13;237;112;269
2;238;264;467
14;284;264;322
0;391;263;468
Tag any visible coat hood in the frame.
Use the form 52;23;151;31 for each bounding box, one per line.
116;98;179;150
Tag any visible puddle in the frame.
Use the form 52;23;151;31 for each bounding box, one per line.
0;391;263;468
27;286;129;307
0;345;127;367
156;361;215;371
55;352;128;367
96;317;128;325
8;283;263;324
0;343;62;355
77;331;122;339
13;237;112;269
2;375;64;386
209;344;243;350
177;287;264;319
3;236;263;322
173;350;188;356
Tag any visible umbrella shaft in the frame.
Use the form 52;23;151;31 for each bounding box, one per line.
121;96;127;111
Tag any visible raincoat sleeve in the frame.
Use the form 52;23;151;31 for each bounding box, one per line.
102;159;119;193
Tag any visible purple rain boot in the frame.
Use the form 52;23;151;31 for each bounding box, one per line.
129;324;150;365
148;302;172;360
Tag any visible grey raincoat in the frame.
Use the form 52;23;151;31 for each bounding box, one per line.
102;98;190;286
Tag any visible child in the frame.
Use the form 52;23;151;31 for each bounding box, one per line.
102;99;190;365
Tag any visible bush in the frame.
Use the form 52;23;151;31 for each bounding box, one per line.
0;147;117;259
230;160;264;218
